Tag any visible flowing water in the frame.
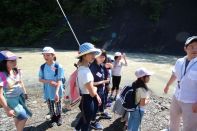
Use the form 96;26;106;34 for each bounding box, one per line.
11;48;181;97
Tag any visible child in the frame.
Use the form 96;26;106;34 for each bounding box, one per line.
89;50;111;130
0;50;32;131
75;42;102;131
128;67;153;131
39;47;64;126
110;52;127;100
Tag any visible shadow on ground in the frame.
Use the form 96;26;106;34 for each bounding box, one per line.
24;121;52;131
103;118;126;131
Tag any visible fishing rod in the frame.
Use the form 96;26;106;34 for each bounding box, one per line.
56;0;80;46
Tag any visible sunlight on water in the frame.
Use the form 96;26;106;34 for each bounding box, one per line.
12;48;182;97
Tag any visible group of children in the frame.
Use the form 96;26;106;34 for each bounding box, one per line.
0;43;152;131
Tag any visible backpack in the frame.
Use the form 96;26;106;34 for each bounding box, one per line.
41;63;66;88
119;84;140;112
63;70;81;111
0;72;7;108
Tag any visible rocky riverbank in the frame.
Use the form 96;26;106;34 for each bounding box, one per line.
0;87;171;131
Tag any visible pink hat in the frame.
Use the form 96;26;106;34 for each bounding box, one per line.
0;51;21;61
135;67;153;78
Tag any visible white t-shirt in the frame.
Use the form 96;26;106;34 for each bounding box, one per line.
135;88;149;111
77;66;94;94
112;61;127;76
173;56;197;103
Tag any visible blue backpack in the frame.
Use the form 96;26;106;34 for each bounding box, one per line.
40;63;66;88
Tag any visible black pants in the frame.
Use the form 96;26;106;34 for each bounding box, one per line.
112;76;121;91
76;94;96;131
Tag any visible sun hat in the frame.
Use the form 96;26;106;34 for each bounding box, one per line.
185;36;197;46
0;51;21;61
114;52;122;57
135;67;154;78
42;47;55;54
77;42;101;58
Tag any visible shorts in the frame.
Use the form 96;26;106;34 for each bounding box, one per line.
6;95;32;120
112;76;121;90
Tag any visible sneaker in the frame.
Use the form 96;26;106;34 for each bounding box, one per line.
105;103;112;108
109;96;114;101
120;117;126;122
160;129;169;131
107;99;113;103
90;122;103;130
100;112;112;119
48;120;56;128
57;117;63;126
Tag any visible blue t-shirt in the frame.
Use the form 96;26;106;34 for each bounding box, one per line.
39;62;64;100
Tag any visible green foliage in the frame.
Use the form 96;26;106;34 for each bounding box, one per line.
0;0;164;46
133;0;163;22
91;36;102;45
0;0;59;46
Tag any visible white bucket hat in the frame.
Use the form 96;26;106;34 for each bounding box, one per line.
77;42;101;58
185;36;197;46
114;52;122;57
135;67;154;78
42;47;55;54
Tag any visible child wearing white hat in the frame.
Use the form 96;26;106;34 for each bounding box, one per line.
110;52;128;100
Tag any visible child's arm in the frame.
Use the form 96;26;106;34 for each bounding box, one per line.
20;80;28;99
93;79;110;86
0;87;15;117
122;53;128;66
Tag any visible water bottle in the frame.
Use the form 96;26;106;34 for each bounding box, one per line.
63;96;71;113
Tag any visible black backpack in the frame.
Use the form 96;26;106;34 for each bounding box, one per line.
119;83;140;112
40;63;66;88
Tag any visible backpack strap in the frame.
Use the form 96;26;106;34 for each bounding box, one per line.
40;63;46;79
0;72;7;87
54;63;59;77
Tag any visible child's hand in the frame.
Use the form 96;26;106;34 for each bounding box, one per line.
24;94;28;99
49;81;58;87
55;93;59;103
96;94;102;106
104;79;110;84
5;108;15;117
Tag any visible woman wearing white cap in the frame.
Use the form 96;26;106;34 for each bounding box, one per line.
110;52;128;100
0;50;32;131
75;42;102;131
39;47;65;127
128;67;153;131
163;36;197;131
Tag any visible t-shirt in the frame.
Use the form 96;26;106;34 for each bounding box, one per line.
172;56;197;103
0;71;23;98
112;61;127;76
89;62;105;93
39;62;64;100
77;66;94;94
135;88;149;111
